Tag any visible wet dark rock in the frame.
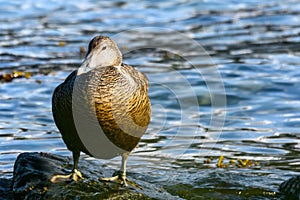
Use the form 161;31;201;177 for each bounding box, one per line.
279;176;300;199
0;178;12;199
0;152;175;200
12;152;68;200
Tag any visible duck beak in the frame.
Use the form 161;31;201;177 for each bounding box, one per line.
77;57;91;75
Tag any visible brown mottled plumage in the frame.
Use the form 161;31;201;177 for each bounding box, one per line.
51;36;151;186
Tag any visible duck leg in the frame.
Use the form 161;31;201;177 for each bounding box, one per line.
99;152;129;185
50;151;83;183
100;152;140;188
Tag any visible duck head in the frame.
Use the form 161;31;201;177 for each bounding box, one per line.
77;36;122;75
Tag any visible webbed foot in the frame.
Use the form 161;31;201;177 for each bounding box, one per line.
50;169;83;183
99;171;142;189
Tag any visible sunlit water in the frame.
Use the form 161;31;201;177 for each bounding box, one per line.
1;0;300;199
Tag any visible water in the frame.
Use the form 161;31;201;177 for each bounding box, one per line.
1;0;300;199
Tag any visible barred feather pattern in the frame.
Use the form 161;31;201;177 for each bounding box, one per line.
52;63;151;156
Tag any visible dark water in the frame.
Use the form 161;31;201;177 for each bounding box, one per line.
1;0;300;199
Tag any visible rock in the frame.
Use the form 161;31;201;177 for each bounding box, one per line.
12;152;66;199
0;178;12;199
2;152;174;200
279;176;300;199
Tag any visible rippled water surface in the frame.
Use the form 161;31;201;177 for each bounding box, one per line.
1;0;300;199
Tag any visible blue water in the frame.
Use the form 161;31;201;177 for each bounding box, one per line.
1;0;300;199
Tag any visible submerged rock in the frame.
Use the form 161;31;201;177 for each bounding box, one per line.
0;152;175;200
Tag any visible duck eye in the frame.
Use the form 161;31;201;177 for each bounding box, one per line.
102;46;107;51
